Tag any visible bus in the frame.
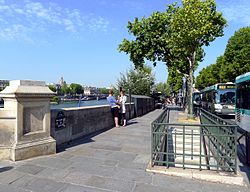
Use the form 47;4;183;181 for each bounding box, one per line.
200;82;235;116
235;72;250;132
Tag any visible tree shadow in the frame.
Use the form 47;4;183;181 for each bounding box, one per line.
0;166;13;173
237;143;250;185
126;121;138;126
56;126;114;153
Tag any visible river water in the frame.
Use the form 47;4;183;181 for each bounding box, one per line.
50;99;108;109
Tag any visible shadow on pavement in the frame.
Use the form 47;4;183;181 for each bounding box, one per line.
56;116;139;153
237;143;250;186
0;166;13;173
56;127;113;153
126;121;138;126
239;165;250;186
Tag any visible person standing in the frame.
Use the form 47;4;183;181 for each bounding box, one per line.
107;90;119;127
119;90;127;126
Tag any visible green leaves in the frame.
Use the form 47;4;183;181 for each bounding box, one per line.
69;83;83;95
220;27;250;82
119;0;227;115
116;65;155;96
48;85;56;93
118;6;175;68
169;0;227;56
196;27;250;89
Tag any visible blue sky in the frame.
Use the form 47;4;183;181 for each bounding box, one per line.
0;0;249;87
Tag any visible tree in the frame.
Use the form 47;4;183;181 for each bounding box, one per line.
196;55;224;89
196;27;250;87
117;65;155;96
48;85;56;93
70;83;83;95
155;82;171;96
167;67;184;94
61;84;70;95
220;27;250;82
119;0;227;117
100;88;109;95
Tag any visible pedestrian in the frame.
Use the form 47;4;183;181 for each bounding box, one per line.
107;89;120;127
119;90;127;126
166;97;171;105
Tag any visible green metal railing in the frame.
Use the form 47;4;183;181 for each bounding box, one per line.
151;108;238;173
151;109;170;166
199;108;234;125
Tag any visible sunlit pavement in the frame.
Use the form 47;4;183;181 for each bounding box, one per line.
0;109;249;192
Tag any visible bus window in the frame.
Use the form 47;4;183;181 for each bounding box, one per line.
219;91;235;104
237;82;250;110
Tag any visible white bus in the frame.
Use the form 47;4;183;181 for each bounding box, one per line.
235;72;250;132
200;83;235;116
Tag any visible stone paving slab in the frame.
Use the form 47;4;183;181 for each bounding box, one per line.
23;178;66;192
0;184;31;192
59;183;111;192
84;175;135;192
0;109;249;192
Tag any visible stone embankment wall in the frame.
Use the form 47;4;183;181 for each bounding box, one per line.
51;104;128;146
132;96;155;117
51;97;155;146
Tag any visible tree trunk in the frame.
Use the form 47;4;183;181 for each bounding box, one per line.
187;51;195;118
187;70;194;117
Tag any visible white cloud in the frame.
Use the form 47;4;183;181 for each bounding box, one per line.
88;17;109;32
0;24;32;42
219;0;250;25
0;0;110;42
63;19;76;33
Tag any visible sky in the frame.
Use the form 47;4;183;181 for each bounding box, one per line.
0;0;249;87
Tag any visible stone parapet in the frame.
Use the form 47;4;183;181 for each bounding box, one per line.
51;103;135;146
0;80;56;161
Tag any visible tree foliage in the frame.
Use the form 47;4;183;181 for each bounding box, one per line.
155;82;171;96
119;0;227;116
99;88;109;94
167;67;184;94
220;27;250;82
48;85;56;93
196;27;250;89
69;83;83;95
61;84;70;95
196;56;224;89
117;65;155;96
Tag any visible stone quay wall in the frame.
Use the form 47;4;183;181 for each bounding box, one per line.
51;104;135;146
51;96;155;146
132;96;155;117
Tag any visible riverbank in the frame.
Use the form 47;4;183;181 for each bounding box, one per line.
50;99;108;109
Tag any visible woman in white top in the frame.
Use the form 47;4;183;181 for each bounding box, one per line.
119;90;127;126
107;89;120;127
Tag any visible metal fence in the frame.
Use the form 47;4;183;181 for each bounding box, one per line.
151;108;238;173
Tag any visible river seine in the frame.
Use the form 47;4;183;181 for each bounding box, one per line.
50;99;108;109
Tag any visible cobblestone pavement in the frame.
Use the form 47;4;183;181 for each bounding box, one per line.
0;109;249;192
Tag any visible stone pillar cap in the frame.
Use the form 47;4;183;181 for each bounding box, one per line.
0;80;55;98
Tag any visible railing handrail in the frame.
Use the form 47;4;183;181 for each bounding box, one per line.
152;123;237;127
200;108;234;125
151;108;238;174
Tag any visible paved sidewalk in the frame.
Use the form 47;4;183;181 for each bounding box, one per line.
0;109;249;192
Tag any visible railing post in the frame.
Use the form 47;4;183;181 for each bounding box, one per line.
183;125;185;169
234;126;238;174
199;126;202;171
151;123;154;167
175;129;177;158
191;129;193;160
166;124;169;168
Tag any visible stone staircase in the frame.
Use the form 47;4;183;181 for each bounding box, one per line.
166;126;208;169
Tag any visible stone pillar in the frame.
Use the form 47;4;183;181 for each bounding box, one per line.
0;80;56;161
